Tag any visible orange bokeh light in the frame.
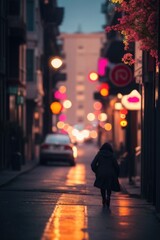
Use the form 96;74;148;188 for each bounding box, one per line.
100;88;109;97
50;101;63;114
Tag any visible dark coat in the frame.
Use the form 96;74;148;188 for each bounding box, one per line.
91;149;120;192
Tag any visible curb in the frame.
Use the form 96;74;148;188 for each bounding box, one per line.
0;161;38;188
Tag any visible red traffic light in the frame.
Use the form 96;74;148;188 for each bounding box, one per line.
99;83;109;97
120;109;128;115
119;108;128;128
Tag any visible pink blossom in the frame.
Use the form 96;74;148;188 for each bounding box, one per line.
122;53;135;65
108;0;158;63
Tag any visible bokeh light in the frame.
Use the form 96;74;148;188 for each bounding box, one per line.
54;90;67;100
51;57;62;69
59;85;66;93
88;72;98;82
59;114;66;121
87;113;95;121
104;123;112;131
93;101;102;111
57;121;65;129
98;113;107;121
100;88;109;97
63;100;72;109
50;101;63;114
90;130;97;139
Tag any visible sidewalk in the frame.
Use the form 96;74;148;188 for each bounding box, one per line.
0;159;39;187
119;176;141;197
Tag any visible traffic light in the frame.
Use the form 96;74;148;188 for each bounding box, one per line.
119;108;128;128
93;83;110;102
99;83;109;97
120;119;128;128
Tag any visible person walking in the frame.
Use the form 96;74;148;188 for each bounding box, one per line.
91;142;120;208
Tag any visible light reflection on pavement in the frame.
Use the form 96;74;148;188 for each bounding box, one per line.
117;198;131;216
66;164;86;186
41;163;89;240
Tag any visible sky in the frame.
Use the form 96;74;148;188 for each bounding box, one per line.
58;0;105;33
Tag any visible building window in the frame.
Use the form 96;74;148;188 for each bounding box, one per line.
77;73;84;82
26;0;35;31
76;109;85;116
76;95;85;101
77;117;84;122
77;81;84;86
77;91;84;95
26;49;34;82
78;45;84;49
77;45;85;54
78;104;84;109
76;85;85;91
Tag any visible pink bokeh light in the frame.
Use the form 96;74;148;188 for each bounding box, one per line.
59;114;66;121
54;90;67;100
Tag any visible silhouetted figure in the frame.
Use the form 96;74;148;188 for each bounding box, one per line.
91;142;120;208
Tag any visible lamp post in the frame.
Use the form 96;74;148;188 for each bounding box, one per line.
50;101;63;131
48;56;63;132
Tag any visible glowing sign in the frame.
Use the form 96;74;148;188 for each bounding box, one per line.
98;58;108;76
127;97;139;103
121;90;141;110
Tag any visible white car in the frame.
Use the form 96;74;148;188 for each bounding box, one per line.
39;133;77;166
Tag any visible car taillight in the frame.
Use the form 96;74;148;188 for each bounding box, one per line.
41;144;49;149
64;145;72;150
73;146;77;158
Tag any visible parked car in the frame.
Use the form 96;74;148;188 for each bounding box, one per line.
39;133;77;166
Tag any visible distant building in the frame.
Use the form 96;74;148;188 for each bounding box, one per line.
59;32;105;129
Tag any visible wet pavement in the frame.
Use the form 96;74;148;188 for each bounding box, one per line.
0;143;160;240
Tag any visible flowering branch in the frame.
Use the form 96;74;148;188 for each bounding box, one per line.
106;0;158;64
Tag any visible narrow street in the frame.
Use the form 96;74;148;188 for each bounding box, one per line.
0;143;160;240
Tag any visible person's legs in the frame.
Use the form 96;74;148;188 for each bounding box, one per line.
106;188;112;207
100;188;106;206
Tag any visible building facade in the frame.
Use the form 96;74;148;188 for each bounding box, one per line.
0;0;64;170
0;0;7;169
59;32;105;130
26;0;44;160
